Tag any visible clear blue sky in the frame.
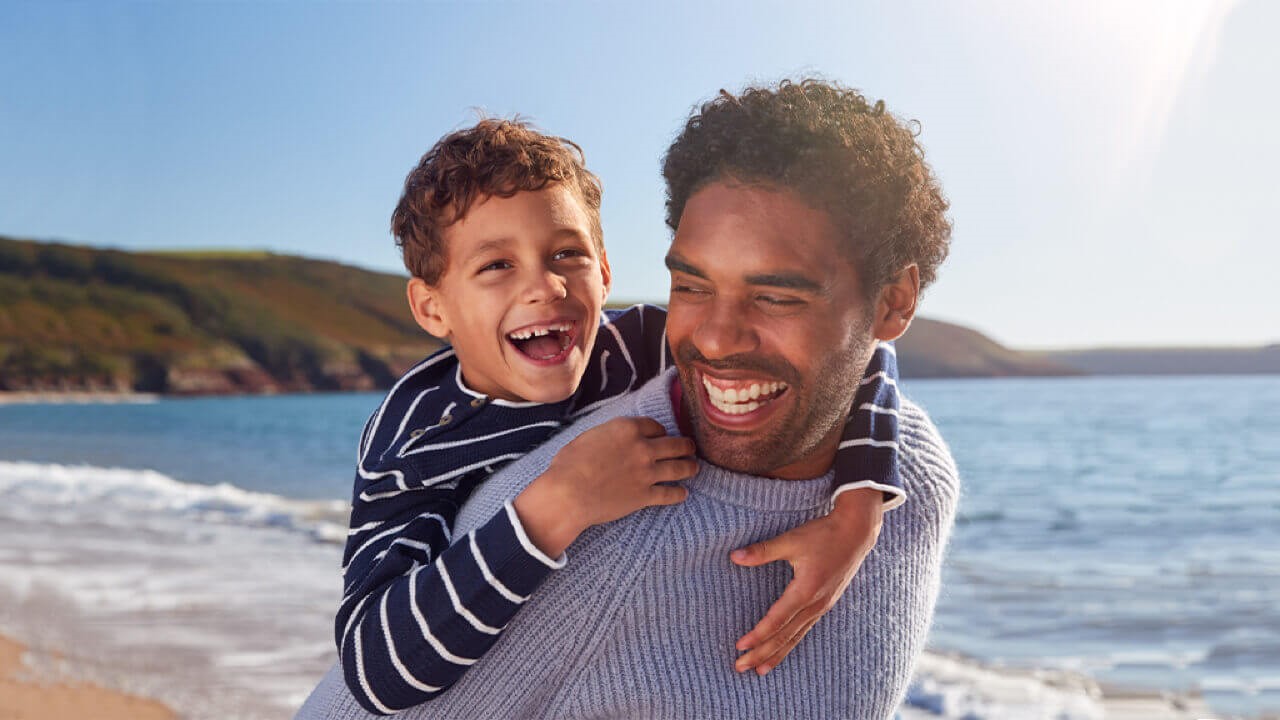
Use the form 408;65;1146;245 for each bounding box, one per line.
2;0;1275;349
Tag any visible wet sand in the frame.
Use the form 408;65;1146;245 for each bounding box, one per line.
0;632;176;720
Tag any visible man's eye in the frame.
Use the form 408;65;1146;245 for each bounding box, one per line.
758;295;804;306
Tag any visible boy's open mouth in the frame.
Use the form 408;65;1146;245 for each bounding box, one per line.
506;321;575;362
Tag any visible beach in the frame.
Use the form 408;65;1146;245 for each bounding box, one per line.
0;632;175;720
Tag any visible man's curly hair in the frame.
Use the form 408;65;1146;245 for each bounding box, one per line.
662;78;951;295
392;118;603;284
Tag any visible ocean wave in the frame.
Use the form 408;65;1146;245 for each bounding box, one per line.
0;460;349;544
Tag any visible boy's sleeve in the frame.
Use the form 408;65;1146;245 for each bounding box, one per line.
336;482;563;714
572;304;671;416
831;341;906;510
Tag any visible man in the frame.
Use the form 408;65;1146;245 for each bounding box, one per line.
299;78;958;719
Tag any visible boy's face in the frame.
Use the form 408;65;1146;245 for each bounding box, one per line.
408;184;611;403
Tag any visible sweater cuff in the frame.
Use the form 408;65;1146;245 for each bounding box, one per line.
831;481;907;512
503;500;568;570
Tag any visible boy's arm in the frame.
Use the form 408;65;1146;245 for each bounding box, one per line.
337;481;565;715
729;341;903;673
571;304;671;416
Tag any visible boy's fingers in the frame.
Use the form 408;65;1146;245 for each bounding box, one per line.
735;606;819;672
730;536;787;568
649;435;696;461
734;582;806;650
647;484;688;506
755;615;822;676
628;416;668;438
656;458;698;483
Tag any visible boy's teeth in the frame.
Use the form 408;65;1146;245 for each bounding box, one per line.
508;323;571;341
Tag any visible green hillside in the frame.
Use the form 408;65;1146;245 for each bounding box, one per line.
0;236;441;393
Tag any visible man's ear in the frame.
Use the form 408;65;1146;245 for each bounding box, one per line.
872;264;920;342
407;277;451;339
597;246;613;304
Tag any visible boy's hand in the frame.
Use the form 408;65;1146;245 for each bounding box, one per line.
729;487;884;675
514;416;696;558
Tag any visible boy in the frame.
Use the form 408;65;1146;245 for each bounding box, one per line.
337;119;904;714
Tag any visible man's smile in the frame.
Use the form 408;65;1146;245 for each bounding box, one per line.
695;368;792;427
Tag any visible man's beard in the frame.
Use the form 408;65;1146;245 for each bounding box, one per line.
673;319;874;478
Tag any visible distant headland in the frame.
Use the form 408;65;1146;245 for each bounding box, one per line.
0;235;1275;396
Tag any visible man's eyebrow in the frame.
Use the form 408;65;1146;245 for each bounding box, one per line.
664;255;706;278
743;272;823;293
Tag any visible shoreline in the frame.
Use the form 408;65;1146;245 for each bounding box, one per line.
0;391;161;405
0;632;176;720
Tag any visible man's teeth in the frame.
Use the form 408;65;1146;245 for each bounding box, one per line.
701;376;787;414
508;323;571;340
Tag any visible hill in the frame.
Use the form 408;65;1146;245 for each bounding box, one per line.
894;317;1078;378
1043;346;1280;375
0;236;441;394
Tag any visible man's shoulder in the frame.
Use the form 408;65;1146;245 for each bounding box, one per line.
895;397;961;514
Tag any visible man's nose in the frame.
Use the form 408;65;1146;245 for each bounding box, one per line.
520;267;569;304
692;300;757;359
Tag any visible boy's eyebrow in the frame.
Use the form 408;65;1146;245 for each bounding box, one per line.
465;238;510;261
665;254;823;293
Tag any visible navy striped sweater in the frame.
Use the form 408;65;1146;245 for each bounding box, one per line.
337;304;903;714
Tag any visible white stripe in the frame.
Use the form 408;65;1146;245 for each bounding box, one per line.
360;349;456;466
838;437;900;450
353;614;396;714
859;371;898;388
339;593;372;652
455;365;541;407
858;403;900;417
391;452;525;486
440;401;457;422
659;325;668;375
390;538;438;556
830;480;908;512
392;386;439;450
598;350;611;395
380;587;446;692
401;421;562;455
348;520;381;536
436;557;502;634
505;501;567;569
343;512;451;571
407;564;478;666
603;318;638;387
468;532;528;603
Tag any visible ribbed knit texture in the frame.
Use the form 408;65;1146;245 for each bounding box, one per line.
299;368;959;720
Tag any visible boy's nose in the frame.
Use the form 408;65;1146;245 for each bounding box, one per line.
521;269;569;304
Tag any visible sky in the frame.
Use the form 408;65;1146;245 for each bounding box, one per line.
1;0;1276;349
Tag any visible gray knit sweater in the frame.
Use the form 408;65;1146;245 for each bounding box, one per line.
298;369;959;720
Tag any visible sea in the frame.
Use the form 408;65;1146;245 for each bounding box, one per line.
1;376;1277;719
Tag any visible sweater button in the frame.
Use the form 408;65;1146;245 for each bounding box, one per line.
470;397;485;408
438;415;453;426
409;428;425;438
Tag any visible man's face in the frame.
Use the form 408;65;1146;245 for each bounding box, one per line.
665;181;876;480
415;184;611;403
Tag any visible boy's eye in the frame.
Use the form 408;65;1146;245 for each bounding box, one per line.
478;260;512;273
553;248;588;261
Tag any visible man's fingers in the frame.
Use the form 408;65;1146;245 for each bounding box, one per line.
754;615;822;676
734;582;807;651
647;484;688;506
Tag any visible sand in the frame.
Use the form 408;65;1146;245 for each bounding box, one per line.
0;632;176;720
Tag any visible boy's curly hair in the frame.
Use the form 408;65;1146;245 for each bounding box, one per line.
662;78;951;294
392;118;603;284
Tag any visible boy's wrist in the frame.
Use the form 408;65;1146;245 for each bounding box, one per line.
513;470;587;558
829;486;884;533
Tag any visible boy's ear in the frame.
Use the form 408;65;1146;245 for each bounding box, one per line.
872;264;920;342
597;246;613;304
407;277;451;339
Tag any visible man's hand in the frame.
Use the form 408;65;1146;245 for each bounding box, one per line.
514;416;695;558
730;487;885;675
